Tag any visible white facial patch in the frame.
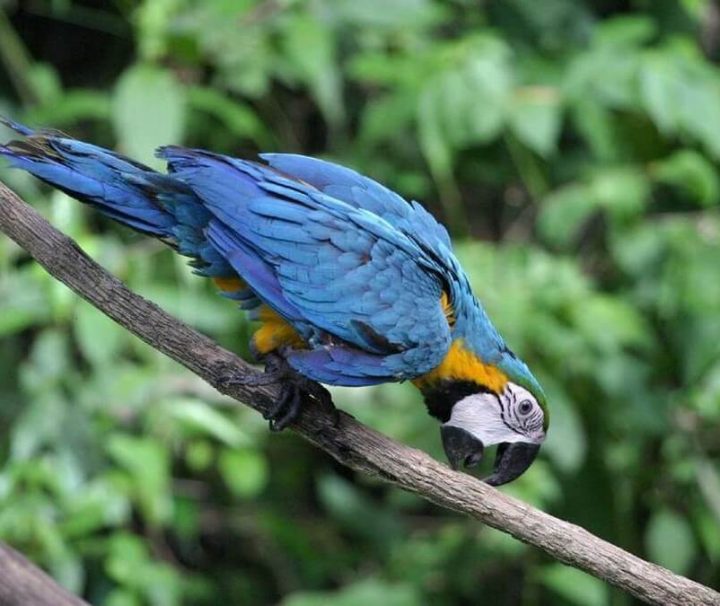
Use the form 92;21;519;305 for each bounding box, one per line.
444;383;545;447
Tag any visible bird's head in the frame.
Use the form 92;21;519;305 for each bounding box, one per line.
416;355;549;486
440;380;547;486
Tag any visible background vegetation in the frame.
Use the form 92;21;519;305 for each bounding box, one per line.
0;0;719;604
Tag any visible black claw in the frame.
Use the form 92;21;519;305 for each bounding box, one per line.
264;383;292;421
228;353;338;431
328;405;342;427
270;387;302;432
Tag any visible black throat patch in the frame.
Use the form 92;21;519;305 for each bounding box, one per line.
421;380;495;422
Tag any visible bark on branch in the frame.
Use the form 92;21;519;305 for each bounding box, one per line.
0;543;90;606
0;181;717;606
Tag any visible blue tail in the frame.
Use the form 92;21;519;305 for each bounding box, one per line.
0;118;176;236
0;118;232;278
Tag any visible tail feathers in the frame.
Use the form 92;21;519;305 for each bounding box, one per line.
1;117;35;136
1;120;182;233
1;121;259;298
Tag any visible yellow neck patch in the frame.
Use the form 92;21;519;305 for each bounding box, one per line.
413;339;508;393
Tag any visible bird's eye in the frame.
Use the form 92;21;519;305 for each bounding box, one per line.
518;400;533;415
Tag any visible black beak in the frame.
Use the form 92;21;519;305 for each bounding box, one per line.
440;426;485;470
440;427;541;487
484;442;541;487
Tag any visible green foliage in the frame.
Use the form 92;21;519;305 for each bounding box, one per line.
0;1;719;604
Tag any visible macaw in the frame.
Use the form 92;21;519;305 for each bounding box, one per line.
0;118;548;486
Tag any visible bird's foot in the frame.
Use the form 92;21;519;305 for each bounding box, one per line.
220;354;337;431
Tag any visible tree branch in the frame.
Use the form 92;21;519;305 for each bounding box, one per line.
0;543;90;606
0;181;717;606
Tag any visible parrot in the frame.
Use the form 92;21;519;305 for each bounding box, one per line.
0;118;548;486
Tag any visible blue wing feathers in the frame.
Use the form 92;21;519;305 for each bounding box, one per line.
157;146;452;379
261;153;453;250
205;219;307;325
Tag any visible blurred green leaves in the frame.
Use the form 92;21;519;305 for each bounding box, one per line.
645;510;697;574
219;448;268;499
113;65;186;167
652;149;720;206
108;434;172;526
539;565;608;606
509;88;562;156
1;1;720;605
282;578;420;606
281;15;344;129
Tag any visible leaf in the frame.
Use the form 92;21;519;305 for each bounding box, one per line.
697;508;720;563
594;16;656;48
359;92;416;145
186;86;269;145
541;381;587;473
645;509;697;574
184;440;214;472
653;149;720;206
325;0;442;30
281;578;421;606
105;591;141;606
438;69;474;147
27;63;62;104
639;46;720;160
282;15;344;128
571;295;653;352
135;0;180;61
538;564;608;606
218;448;268;499
465;44;512;143
417;83;453;181
509;87;562;156
318;474;404;543
136;284;243;334
0;270;51;336
538;183;596;247
570;98;619;161
107;435;171;525
169;399;247;447
21;329;71;388
590;168;649;221
74;300;125;367
61;479;130;538
27;89;112;127
640;52;682;134
112;64;186;167
677;67;720;160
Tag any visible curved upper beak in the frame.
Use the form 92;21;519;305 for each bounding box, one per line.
440;426;540;486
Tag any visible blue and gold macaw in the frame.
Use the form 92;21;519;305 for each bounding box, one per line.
0;119;548;485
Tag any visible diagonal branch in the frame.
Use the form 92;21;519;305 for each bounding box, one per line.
0;543;90;606
0;181;717;606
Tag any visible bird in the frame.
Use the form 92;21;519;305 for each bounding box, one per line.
0;118;548;486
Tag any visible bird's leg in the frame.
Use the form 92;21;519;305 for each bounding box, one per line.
220;352;337;431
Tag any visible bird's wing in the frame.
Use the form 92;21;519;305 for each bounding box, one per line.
160;147;453;384
261;154;452;251
262;157;542;390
